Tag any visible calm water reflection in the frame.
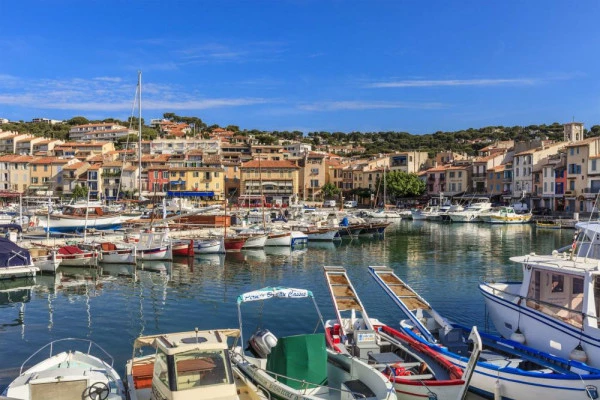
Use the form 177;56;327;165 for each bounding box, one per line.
0;221;573;389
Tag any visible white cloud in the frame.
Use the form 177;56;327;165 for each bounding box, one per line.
367;78;538;88
299;100;445;111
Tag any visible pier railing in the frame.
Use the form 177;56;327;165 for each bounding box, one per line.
20;338;114;374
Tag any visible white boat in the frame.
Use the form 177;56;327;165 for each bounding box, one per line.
0;237;38;280
411;206;438;220
366;209;403;219
323;266;479;400
57;245;98;267
3;338;125;400
290;230;308;246
195;237;225;254
448;198;492;222
264;231;292;246
126;328;265;400
28;247;60;273
480;221;600;369
241;234;268;249
231;286;396;400
369;265;600;400
33;201;123;233
303;227;340;241
97;242;137;264
126;231;172;261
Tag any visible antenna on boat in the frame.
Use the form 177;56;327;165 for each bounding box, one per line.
195;327;199;343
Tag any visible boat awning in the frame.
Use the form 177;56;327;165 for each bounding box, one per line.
167;191;214;197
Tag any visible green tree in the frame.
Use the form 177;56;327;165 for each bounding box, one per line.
378;170;425;202
321;182;340;199
67;116;90;125
72;184;88;201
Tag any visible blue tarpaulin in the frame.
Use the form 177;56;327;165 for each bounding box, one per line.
0;238;31;268
167;191;215;197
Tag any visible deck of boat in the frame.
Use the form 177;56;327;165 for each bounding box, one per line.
368;265;431;312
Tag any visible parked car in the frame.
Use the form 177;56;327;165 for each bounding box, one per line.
322;200;337;207
343;200;357;208
532;207;552;216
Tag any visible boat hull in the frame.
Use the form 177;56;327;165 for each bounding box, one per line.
137;246;170;261
305;229;339;241
195;238;224;254
403;324;600;400
37;214;123;233
100;248;136;264
480;282;600;368
58;252;98;267
242;235;267;249
265;232;292;246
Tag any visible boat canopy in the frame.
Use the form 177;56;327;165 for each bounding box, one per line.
236;286;313;304
0;238;30;268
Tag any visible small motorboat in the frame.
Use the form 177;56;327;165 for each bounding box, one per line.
195;237;225;254
126;329;264;400
57;245;98;267
2;338;125;400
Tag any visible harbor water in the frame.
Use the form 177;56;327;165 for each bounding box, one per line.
0;220;573;392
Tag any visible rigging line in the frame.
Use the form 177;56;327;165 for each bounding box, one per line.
116;82;140;201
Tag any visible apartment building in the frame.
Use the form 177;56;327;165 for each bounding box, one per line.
472;152;506;193
53;142;115;159
29;157;73;195
299;152;326;201
445;163;471;196
565;137;600;212
69;123;136;141
0;132;36;154
389;151;429;173
240;160;300;206
0;155;35;192
141;138;220;155
62;162;91;196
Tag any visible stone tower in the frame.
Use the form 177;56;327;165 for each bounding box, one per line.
564;122;584;142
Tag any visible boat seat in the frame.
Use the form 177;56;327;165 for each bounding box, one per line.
132;362;154;389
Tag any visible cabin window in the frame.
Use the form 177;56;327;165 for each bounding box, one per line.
174;349;230;390
155;348;170;388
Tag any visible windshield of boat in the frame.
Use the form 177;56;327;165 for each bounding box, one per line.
174;349;231;390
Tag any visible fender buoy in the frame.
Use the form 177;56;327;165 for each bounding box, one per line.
385;363;412;378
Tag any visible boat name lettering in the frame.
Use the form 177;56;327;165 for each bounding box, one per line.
266;381;296;399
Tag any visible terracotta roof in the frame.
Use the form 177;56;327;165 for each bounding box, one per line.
0;155;36;162
102;161;125;168
124;166;138;172
63;162;88;170
241;160;299;169
88;163;101;170
30;157;70;165
307;152;325;158
488;165;506;172
566;137;600;147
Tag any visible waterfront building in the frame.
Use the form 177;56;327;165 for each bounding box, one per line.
472;152;506;193
167;167;225;200
389;151;429;174
0;155;35;192
85;164;102;199
565;137;600;213
223;160;241;199
15;136;45;155
487;165;509;199
424;165;447;195
445;162;471;196
240;159;300;206
299;152;326;201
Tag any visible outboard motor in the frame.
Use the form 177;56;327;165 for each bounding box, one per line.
248;329;278;358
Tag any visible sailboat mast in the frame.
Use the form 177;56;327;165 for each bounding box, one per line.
138;71;142;199
383;165;386;209
259;157;265;228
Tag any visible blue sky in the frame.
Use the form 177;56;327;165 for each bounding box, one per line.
1;1;599;134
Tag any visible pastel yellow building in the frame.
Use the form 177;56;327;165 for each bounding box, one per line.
240;159;300;205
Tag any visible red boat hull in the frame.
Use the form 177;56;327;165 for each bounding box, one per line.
224;237;246;251
172;240;194;256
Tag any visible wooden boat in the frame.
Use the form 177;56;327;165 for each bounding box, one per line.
57;245;98;267
241;234;268;249
224;236;246;252
3;338;125;399
323;266;479;400
195;237;225;254
27;246;60;273
172;238;194;256
369;265;600;400
231;286;396;400
34;201;122;233
535;219;563;229
264;231;291;246
125;329;263;400
126;231;172;261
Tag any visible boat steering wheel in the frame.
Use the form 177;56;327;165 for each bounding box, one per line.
84;381;110;400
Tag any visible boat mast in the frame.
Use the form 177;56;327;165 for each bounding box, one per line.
383;165;386;209
137;71;142;200
259;156;265;228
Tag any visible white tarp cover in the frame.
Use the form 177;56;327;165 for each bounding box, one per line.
237;287;312;304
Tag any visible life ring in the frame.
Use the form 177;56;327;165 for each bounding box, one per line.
28;220;34;228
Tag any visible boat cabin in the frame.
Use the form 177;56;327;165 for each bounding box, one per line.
127;329;242;400
523;264;589;329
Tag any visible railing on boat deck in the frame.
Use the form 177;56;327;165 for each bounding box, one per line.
20;337;115;374
480;279;595;329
